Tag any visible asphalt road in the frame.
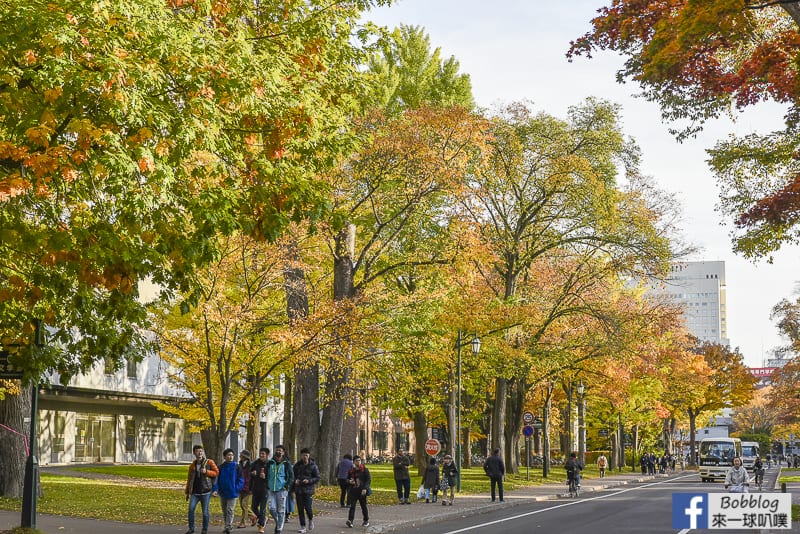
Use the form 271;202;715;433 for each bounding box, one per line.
399;471;795;534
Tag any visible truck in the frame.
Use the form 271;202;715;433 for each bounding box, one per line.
741;441;760;471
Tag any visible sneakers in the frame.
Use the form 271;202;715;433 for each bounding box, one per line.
346;520;353;528
308;520;314;531
362;521;370;527
257;526;265;534
298;529;307;534
442;501;447;506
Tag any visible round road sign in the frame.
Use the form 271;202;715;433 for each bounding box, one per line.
522;425;534;437
523;411;534;424
425;438;441;456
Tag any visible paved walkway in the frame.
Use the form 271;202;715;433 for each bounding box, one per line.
0;468;794;533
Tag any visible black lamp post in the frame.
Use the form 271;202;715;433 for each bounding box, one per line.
21;319;44;529
455;329;480;492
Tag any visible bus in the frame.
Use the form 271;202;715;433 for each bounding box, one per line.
699;437;742;482
741;441;760;471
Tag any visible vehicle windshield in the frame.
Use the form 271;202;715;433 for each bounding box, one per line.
699;441;736;460
742;446;758;457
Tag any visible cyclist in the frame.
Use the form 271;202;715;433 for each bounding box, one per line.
565;452;582;490
724;456;750;493
753;456;764;490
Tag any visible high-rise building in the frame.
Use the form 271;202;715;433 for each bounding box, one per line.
662;261;729;345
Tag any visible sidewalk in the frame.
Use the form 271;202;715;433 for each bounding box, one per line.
0;470;665;534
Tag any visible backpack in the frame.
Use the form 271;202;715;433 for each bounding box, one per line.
598;456;607;468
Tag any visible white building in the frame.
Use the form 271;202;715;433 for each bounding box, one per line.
38;353;283;465
662;261;729;345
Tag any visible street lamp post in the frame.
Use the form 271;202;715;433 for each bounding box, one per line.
455;329;480;492
577;381;585;464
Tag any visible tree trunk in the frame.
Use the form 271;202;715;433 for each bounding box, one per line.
491;377;507;464
283;236;314;461
200;428;226;464
503;379;524;474
446;373;456;458
314;223;357;485
0;385;30;497
542;386;553;478
413;411;428;476
688;409;698;467
283;377;295;458
781;3;800;27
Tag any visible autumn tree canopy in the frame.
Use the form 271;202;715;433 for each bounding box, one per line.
0;0;386;379
569;0;800;259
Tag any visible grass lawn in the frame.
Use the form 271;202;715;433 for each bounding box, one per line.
0;463;578;524
780;475;800;483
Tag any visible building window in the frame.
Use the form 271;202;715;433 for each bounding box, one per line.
165;422;176;454
372;430;388;452
103;357;114;375
53;413;66;453
126;358;137;379
183;430;194;455
125;419;136;453
359;429;367;451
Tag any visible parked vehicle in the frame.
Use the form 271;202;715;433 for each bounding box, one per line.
741;441;760;471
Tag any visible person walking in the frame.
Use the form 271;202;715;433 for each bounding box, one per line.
237;450;257;529
267;445;294;534
483;448;505;502
440;454;458;505
250;448;271;533
293;448;320;534
336;454;354;508
597;453;608;478
213;448;245;534
422;457;440;503
346;456;371;528
185;445;220;534
392;448;412;504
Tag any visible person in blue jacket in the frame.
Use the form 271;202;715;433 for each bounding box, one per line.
266;444;294;534
213;448;245;534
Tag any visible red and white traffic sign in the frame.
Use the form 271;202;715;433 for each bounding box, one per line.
425;438;441;456
523;411;534;424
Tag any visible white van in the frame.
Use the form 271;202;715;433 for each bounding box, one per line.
699;437;742;482
741;441;760;471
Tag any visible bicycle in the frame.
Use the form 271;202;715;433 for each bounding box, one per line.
754;468;765;491
566;473;580;498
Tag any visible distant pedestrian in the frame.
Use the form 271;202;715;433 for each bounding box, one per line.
346;455;371;528
213;448;245;534
483;448;505;502
423;457;440;503
250;447;271;533
440;454;458;505
237;450;257;528
597;454;607;478
185;445;220;534
336;454;354;508
392;448;412;504
293;448;320;534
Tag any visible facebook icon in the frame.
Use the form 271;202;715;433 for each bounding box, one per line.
672;493;708;529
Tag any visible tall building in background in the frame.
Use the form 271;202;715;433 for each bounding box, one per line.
663;261;729;346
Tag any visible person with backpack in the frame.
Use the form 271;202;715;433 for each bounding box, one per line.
346;455;371;528
597;453;608;478
213;448;245;534
422;457;440;503
184;445;220;534
237;450;257;529
266;445;294;534
565;452;582;488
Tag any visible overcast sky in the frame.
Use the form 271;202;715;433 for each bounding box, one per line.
364;0;800;367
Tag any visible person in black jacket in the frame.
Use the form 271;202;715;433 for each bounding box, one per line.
249;448;271;533
346;456;371;528
293;448;320;534
483;448;505;502
440;454;458;505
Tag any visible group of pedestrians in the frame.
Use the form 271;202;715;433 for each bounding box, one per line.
184;444;321;534
639;451;675;475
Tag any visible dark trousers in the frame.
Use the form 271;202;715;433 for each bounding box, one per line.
347;490;368;522
251;491;268;527
490;476;504;501
295;492;313;527
337;478;350;507
394;478;410;500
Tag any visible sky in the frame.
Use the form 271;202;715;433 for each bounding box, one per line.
364;0;800;368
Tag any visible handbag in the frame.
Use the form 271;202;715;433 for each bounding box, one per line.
416;484;425;499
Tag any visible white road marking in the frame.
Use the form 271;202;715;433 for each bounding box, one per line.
440;474;699;534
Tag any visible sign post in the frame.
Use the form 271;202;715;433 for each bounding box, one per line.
523;425;534;480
